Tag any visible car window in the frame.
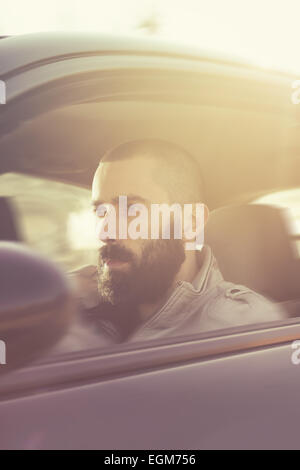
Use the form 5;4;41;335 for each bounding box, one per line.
0;94;296;361
0;172;97;270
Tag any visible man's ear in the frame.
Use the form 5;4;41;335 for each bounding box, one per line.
195;204;209;230
182;204;209;240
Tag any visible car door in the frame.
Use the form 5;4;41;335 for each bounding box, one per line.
1;321;300;449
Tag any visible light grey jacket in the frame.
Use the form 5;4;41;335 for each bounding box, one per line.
53;245;285;353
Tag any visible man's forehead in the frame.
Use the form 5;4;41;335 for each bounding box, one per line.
93;157;152;193
92;154;168;204
98;152;155;173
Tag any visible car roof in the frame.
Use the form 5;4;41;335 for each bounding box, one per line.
0;31;290;79
0;32;296;208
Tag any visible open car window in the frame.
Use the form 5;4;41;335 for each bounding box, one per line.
0;82;298;367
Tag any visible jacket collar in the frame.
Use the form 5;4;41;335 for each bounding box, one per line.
190;245;224;292
124;245;224;340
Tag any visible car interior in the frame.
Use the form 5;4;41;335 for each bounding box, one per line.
0;98;300;327
205;203;300;316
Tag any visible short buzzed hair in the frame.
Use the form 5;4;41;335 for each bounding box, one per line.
101;139;204;204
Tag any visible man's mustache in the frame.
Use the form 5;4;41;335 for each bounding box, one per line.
98;244;134;264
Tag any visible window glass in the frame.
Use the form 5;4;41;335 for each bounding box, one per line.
0;172;97;270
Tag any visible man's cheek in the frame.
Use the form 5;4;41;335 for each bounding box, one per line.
94;203;117;242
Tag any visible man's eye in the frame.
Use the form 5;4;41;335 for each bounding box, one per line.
95;207;108;217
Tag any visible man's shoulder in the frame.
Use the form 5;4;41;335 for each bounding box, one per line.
201;280;286;329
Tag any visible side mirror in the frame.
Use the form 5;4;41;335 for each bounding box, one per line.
0;242;73;371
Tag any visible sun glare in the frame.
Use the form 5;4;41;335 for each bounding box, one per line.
1;0;300;74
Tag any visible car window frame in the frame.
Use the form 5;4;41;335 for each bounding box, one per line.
1;316;300;401
0;64;299;387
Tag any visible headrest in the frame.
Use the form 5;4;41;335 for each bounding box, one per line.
205;204;300;301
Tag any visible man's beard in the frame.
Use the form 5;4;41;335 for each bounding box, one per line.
97;239;185;306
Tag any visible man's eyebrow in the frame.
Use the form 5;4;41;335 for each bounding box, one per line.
91;199;103;208
91;195;149;207
126;194;149;204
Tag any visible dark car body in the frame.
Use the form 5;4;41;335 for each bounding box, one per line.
1;32;300;450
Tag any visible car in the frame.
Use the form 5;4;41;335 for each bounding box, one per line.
0;31;300;450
